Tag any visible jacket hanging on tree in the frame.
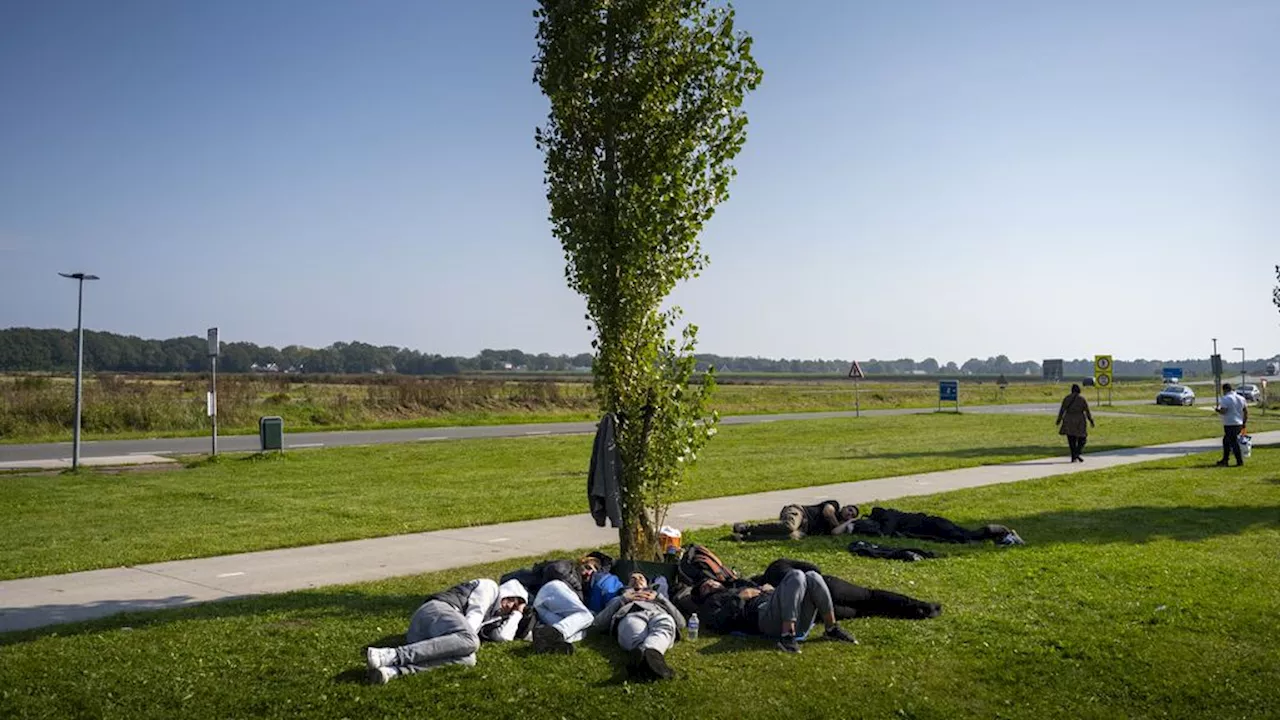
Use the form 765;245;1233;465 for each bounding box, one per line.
588;413;623;528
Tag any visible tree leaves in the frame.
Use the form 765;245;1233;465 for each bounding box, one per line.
535;0;759;558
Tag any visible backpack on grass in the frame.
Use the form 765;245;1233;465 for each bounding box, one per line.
678;544;741;586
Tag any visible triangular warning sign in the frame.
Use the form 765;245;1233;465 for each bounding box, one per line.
848;361;864;379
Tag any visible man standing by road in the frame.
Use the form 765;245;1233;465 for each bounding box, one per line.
1215;383;1249;467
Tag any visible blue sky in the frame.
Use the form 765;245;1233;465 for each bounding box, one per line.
2;1;1276;363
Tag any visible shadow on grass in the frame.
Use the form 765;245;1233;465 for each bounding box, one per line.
0;589;423;649
1001;504;1280;546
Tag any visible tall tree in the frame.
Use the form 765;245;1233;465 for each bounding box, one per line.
534;0;761;559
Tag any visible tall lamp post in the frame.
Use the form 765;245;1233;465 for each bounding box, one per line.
1233;347;1245;387
1212;338;1220;405
59;272;99;470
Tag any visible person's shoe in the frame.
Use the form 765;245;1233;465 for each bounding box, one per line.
1235;461;1245;467
368;664;398;685
927;602;943;618
787;530;807;541
732;522;749;534
730;532;747;542
643;648;676;680
776;634;801;653
626;648;647;678
1215;459;1229;467
998;530;1025;546
824;625;859;644
533;625;574;655
366;646;397;670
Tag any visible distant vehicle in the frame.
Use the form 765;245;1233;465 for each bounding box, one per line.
1237;384;1261;402
1161;376;1180;385
1081;377;1095;387
1156;385;1195;406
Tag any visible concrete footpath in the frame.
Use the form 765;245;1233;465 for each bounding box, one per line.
2;431;1275;634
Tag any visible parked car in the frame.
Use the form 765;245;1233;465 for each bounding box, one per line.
1156;385;1195;406
1237;384;1260;401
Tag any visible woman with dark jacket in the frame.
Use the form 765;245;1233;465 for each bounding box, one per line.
1056;384;1095;462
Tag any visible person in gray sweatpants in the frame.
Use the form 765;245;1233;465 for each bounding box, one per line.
756;569;858;653
365;578;528;684
591;574;685;680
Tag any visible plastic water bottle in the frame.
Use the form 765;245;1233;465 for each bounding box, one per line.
687;613;699;641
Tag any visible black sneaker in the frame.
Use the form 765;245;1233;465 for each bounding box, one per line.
732;522;749;534
533;625;574;655
1215;459;1229;467
626;648;647;678
824;625;858;644
643;648;675;680
776;634;801;653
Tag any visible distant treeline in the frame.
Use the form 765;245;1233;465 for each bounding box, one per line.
0;327;1268;378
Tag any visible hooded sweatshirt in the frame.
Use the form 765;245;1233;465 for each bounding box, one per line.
429;578;529;643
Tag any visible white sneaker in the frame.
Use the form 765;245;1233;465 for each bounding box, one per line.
368;665;398;685
366;646;398;669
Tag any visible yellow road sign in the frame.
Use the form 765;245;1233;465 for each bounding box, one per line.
1094;354;1113;380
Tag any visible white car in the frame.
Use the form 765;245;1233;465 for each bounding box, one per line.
1237;384;1260;402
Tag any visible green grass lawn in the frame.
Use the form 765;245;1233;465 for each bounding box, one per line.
1;445;1276;719
0;412;1254;580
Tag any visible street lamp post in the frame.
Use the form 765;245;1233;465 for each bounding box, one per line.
1233;347;1245;387
59;272;99;470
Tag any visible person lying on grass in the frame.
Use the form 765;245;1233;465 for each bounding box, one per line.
590;573;686;680
731;499;860;541
365;578;528;684
846;506;1024;546
753;558;942;621
693;569;859;653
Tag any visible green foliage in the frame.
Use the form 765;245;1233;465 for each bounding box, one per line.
534;0;762;558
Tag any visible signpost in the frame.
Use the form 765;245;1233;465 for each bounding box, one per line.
208;327;219;456
938;380;959;413
1211;352;1223;405
1094;354;1113;406
996;373;1008;403
847;361;864;417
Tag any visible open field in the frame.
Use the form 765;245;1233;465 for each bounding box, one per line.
2;445;1276;719
0;373;1168;443
0;412;1251;580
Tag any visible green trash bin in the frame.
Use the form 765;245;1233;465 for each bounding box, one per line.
259;416;284;451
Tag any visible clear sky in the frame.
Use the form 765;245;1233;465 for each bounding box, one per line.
2;1;1276;363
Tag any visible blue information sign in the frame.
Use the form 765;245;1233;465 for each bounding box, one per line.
939;380;958;402
1162;367;1182;382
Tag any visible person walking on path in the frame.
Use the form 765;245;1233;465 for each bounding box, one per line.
1056;384;1095;462
365;578;528;684
1215;383;1249;467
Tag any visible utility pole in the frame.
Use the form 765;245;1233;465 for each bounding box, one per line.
208;327;219;456
59;272;99;470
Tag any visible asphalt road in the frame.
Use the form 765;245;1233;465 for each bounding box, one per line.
0;400;1154;463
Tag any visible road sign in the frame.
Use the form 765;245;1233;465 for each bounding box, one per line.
207;327;220;357
1211;354;1223;376
1162;367;1182;382
1094;355;1112;375
847;361;864;380
939;380;958;402
1097;374;1111;387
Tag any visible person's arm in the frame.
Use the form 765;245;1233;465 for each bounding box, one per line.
655;594;686;630
1056;397;1068;424
1084;399;1094;427
821;503;840;532
463;579;498;634
832;519;857;535
485;606;523;643
1242;402;1249;426
590;596;625;633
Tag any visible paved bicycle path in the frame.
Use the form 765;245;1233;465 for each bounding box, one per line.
3;430;1272;634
